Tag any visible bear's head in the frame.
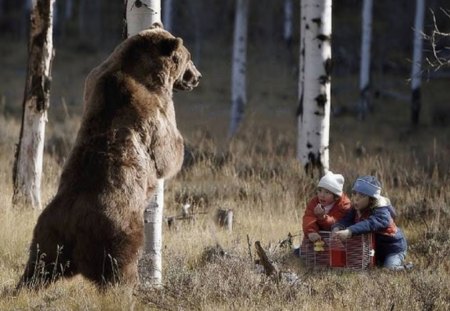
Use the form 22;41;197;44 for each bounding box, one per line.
120;24;201;92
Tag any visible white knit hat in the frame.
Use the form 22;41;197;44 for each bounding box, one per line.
317;171;344;196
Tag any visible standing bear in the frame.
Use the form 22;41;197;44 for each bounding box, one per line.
17;24;201;289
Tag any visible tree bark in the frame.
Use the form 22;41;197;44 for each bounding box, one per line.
411;0;425;127
228;0;249;138
125;0;164;287
126;0;160;37
297;0;332;175
143;178;164;286
12;0;55;210
358;0;373;120
297;0;307;161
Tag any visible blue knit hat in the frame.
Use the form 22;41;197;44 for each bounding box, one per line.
352;176;382;199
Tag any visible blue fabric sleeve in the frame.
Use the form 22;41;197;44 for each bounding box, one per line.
347;207;391;235
332;208;356;230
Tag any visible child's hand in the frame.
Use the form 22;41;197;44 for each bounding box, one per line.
313;204;326;217
334;229;352;241
331;227;340;234
308;232;321;242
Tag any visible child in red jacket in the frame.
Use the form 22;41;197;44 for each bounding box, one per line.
302;171;351;242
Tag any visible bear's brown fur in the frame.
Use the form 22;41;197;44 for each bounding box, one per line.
17;24;201;289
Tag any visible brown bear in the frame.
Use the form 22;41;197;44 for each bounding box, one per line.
17;24;201;289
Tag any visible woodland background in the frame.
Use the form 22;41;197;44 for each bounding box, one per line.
0;0;450;310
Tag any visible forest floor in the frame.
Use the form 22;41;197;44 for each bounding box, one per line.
0;37;449;310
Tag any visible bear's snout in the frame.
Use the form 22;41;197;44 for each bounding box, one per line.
174;61;202;91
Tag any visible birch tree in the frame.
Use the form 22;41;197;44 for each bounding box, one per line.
229;0;249;138
12;0;55;209
296;0;307;160
125;0;164;287
411;0;425;126
358;0;373;120
297;0;332;175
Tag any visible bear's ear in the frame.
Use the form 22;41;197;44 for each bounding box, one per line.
150;22;164;30
159;37;182;56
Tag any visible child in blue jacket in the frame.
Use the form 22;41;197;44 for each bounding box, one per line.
332;176;408;270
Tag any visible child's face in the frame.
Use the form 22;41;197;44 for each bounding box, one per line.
316;187;337;206
351;192;370;210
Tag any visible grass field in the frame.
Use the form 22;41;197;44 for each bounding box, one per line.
0;36;449;310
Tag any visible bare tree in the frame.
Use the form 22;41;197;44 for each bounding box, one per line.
358;0;373;120
297;0;332;175
12;0;55;209
296;0;307;161
229;0;249;138
425;8;450;71
125;0;164;287
411;0;425;127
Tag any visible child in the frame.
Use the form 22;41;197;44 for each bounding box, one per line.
332;176;408;270
302;171;351;242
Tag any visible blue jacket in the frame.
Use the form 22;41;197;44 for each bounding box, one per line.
332;205;407;260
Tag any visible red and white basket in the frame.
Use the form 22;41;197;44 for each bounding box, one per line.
299;231;375;270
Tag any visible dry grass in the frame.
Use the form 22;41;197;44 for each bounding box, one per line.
1;103;450;310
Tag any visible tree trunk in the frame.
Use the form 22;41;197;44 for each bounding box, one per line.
283;0;293;48
12;0;55;210
126;0;160;37
358;0;373;120
297;0;307;161
297;0;332;175
126;0;164;287
228;0;249;138
411;0;425;127
125;0;164;288
162;0;173;32
143;178;164;286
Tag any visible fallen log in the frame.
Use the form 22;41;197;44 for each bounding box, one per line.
255;241;278;277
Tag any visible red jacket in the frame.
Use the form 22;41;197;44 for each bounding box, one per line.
302;194;351;234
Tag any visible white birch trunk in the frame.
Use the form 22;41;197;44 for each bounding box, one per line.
358;0;373;120
411;0;425;126
162;0;173;32
298;0;332;175
297;0;307;161
143;178;164;286
126;0;161;37
229;0;249;138
12;0;54;209
126;0;164;287
283;0;293;46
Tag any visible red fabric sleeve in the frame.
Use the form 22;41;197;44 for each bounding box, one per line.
302;194;351;234
316;194;351;230
302;197;321;234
